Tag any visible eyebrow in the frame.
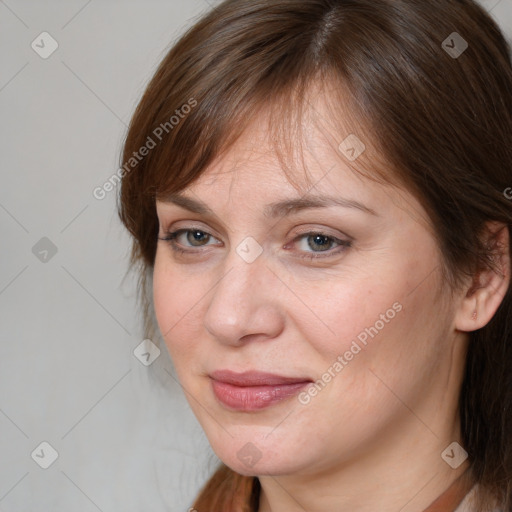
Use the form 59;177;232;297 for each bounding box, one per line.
158;193;378;217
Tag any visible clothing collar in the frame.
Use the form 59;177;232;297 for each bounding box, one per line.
423;468;474;512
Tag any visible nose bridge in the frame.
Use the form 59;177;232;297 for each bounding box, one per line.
218;252;262;304
202;245;283;344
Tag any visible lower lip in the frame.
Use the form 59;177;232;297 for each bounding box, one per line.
211;380;310;411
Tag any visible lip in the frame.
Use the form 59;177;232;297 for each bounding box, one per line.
210;370;312;411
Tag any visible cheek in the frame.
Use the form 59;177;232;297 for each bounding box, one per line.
302;265;448;421
291;276;400;362
294;253;443;378
152;260;176;337
152;256;203;359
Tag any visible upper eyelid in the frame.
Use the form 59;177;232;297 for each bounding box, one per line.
159;221;221;238
159;219;350;238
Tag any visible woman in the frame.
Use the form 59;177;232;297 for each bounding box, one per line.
118;0;512;510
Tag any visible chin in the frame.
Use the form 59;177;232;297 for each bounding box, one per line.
224;456;297;478
209;435;308;477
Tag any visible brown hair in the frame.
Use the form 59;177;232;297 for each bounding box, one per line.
118;0;512;510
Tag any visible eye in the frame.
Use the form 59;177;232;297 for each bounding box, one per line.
298;234;337;252
289;231;351;259
158;228;221;252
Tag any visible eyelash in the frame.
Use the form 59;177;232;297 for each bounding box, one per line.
157;228;352;260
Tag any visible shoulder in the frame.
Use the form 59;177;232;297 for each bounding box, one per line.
455;484;504;512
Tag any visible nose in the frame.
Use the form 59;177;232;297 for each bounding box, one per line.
202;249;285;346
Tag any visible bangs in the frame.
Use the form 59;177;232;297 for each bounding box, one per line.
148;68;393;203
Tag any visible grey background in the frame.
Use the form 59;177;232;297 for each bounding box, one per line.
0;1;511;511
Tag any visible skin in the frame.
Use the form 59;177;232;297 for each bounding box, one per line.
152;97;509;511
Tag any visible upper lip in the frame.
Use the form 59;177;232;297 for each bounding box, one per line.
210;369;312;387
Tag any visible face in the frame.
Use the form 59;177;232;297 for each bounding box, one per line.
153;101;465;479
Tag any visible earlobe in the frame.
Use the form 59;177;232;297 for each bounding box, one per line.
455;222;510;333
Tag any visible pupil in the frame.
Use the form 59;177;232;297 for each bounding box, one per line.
309;235;331;251
188;230;209;246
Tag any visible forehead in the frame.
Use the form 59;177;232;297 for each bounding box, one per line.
182;100;381;206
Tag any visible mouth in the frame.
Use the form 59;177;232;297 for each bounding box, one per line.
209;370;313;411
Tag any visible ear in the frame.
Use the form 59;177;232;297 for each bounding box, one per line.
455;222;510;332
